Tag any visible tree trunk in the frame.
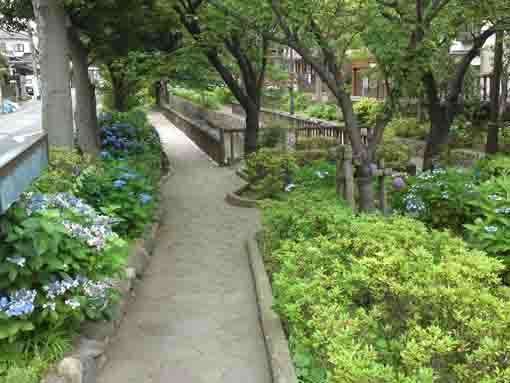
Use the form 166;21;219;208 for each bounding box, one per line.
244;105;260;154
487;31;505;154
423;103;450;169
32;0;74;149
27;25;40;99
110;70;129;112
68;28;99;156
500;72;509;122
357;162;375;212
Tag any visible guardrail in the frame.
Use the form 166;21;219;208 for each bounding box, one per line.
0;133;49;214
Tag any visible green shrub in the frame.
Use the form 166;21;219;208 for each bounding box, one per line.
304;104;338;121
212;87;235;105
391;168;478;232
375;139;410;170
170;87;221;110
465;176;510;267
258;125;287;149
295;137;337;151
385;117;429;139
261;187;350;254
31;149;94;195
294;150;329;166
449;117;474;148
475;154;510;180
353;97;383;127
0;193;127;342
265;213;509;383
245;149;297;199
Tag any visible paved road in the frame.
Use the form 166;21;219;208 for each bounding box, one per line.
0;100;42;162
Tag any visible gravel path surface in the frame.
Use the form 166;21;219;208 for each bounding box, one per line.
97;112;271;383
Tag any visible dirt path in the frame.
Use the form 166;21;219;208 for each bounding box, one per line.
97;112;271;383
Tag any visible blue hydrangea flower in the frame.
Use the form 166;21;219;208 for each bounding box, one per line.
113;180;126;188
6;256;26;267
489;194;503;201
139;193;152;205
485;226;498;234
0;289;37;318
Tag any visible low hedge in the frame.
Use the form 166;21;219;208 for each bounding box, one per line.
262;192;510;383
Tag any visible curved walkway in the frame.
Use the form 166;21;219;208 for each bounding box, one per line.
98;112;271;383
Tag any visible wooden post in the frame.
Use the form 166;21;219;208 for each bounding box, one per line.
378;160;388;215
230;131;235;164
219;128;226;166
343;146;355;210
336;146;346;199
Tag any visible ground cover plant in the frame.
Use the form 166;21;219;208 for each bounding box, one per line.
0;109;162;382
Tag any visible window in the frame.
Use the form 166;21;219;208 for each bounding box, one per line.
15;44;24;52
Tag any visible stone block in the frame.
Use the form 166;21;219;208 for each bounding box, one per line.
81;320;115;341
128;244;150;276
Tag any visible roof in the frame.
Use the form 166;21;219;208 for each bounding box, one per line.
0;29;29;41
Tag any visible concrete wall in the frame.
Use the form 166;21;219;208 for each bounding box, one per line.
162;96;246;165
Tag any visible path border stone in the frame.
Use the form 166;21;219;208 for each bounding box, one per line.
225;184;258;208
42;152;174;383
245;236;298;383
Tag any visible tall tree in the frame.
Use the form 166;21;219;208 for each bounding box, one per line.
255;0;399;211
373;0;509;168
33;0;74;149
170;0;269;154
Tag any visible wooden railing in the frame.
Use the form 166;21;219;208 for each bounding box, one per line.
159;95;371;166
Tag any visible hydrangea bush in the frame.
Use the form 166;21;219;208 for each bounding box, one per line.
465;176;510;273
392;168;478;232
0;109;162;349
0;193;126;341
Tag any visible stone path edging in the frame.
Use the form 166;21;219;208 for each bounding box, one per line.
225;184;258;208
42;156;174;383
245;237;298;383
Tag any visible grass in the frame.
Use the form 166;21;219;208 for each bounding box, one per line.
0;327;75;383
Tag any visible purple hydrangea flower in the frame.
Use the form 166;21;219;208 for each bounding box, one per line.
393;177;405;190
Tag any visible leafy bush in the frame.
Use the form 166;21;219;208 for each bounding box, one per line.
294;149;329;166
295;137;337;151
212;87;235;105
475;154;510;181
264;211;510;383
245;149;297;199
31;149;94;195
261;186;350;254
353;97;383;127
77;163;156;238
392;168;478;232
385;117;429;139
0;193;126;341
465;176;510;268
170;87;221;109
375;139;410;170
304;104;338;121
258;125;287;149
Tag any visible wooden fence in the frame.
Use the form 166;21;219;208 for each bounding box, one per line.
159;95;370;166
